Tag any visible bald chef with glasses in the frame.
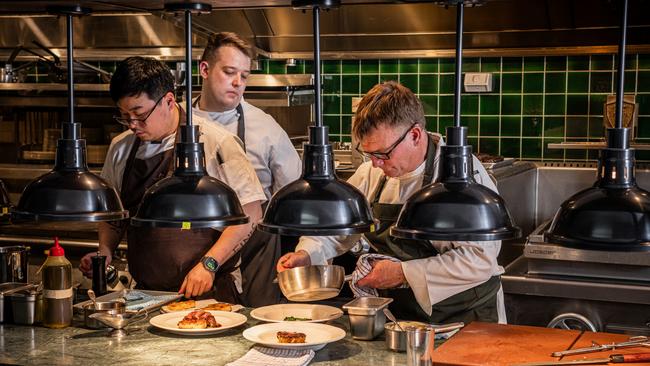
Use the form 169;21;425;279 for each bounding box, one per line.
277;81;507;325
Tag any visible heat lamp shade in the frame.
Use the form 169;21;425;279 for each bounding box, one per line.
391;181;521;241
259;177;375;236
130;175;248;228
546;185;650;251
12;170;128;222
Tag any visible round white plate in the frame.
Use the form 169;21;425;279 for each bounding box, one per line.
250;303;343;323
243;322;346;351
160;299;243;313
149;310;247;335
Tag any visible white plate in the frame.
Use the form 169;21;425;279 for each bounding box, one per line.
243;322;346;351
250;304;343;323
160;299;243;313
149;310;247;336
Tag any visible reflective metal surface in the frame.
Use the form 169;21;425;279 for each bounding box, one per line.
276;265;346;302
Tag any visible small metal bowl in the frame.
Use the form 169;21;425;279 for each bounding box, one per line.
385;321;428;352
277;265;346;302
83;301;125;329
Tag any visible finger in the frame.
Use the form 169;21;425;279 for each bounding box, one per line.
179;278;188;295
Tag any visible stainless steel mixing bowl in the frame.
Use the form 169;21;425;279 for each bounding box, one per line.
276;265;347;302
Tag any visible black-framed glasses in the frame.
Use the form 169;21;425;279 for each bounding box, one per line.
112;92;168;126
355;122;418;161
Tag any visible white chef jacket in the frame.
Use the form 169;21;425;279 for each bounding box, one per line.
192;98;302;200
296;133;507;323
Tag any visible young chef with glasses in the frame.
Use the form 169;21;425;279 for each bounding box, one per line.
277;81;507;324
79;57;266;303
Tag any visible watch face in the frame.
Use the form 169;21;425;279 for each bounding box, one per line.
202;257;218;272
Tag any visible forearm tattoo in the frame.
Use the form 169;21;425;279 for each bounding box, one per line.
231;223;257;254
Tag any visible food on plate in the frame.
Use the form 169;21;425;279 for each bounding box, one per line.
177;310;221;329
163;299;196;312
201;302;233;312
277;331;307;343
283;316;312;321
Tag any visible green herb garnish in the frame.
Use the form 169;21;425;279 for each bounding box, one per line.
283;316;312;321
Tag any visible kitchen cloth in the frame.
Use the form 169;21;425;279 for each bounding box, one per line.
225;346;315;366
123;290;180;311
349;253;408;298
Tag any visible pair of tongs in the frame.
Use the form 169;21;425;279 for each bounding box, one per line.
552;336;650;357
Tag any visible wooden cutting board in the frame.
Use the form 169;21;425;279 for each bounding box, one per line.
562;331;650;362
431;322;582;366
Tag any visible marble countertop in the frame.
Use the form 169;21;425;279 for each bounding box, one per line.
0;309;407;366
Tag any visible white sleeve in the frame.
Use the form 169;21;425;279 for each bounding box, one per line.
100;140;121;193
269;131;302;193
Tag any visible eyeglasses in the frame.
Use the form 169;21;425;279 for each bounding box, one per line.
112;93;167;126
355;122;418;161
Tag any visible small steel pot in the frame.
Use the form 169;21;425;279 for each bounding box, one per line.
83;301;125;329
385;321;428;352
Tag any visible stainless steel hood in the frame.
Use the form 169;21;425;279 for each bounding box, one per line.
0;0;649;60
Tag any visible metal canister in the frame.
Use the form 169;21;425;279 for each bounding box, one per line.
0;246;29;284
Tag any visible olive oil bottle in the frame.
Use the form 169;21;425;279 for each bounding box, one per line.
42;237;72;328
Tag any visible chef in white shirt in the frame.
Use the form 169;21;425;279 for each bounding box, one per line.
277;81;506;324
192;32;301;306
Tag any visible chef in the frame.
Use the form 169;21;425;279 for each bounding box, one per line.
277;81;506;324
79;57;266;303
192;32;301;306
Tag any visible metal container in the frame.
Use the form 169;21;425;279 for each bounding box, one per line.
0;282;32;323
0;246;29;283
277;265;347;302
83;301;125;329
385;321;427;352
9;288;42;325
342;296;393;340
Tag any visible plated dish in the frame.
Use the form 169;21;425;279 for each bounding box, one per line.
149;310;247;335
250;303;343;323
243;322;346;351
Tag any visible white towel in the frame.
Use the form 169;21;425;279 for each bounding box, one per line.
226;346;315;366
349;253;407;297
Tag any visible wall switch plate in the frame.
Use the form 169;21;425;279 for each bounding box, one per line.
464;72;493;93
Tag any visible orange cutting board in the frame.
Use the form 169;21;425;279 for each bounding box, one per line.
431;322;581;366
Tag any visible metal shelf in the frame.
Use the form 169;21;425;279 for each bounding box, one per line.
547;142;650;151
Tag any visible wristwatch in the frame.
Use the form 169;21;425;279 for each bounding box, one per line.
201;256;219;273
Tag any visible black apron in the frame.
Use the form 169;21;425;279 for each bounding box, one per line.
121;105;241;303
365;134;501;324
193;97;284;307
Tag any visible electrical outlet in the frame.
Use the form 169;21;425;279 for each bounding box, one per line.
464;72;493;93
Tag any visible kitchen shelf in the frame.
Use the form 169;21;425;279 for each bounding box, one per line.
547;142;650;150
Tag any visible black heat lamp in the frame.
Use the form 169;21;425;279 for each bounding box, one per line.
546;0;650;251
130;3;248;229
391;0;521;241
259;0;375;236
12;6;128;223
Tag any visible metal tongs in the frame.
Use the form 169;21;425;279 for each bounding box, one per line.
552;336;650;357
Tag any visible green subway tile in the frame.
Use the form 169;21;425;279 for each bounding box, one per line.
399;59;418;74
624;71;636;93
439;116;454;134
322;60;341;74
543;138;565;160
545;72;566;93
342;60;360;74
591;54;614;70
323;75;341;94
502;73;522;93
342;116;352;134
286;62;304;74
567;72;589;93
480;117;499;136
639;54;650;69
523;73;544;93
501;116;521;136
546;56;567;71
638;71;650;92
491;74;501;92
521;138;542;159
544;117;565;137
324;115;340;134
480;58;501;72
567;56;590;71
420;95;438;115
425;116;438;132
501;95;521;115
303;60;314;74
588;150;600;160
638;94;650;114
268;60;286;74
361;74;379;93
522;116;543;137
500;138;520;158
544;95;565;115
400;74;418;93
588;117;605;137
463;58;480;72
439;95;454;115
479;137;499;155
623;54;637;70
381;74;399;83
461;116;478;133
461;95;479;115
565;149;588;160
635;151;650;161
589;94;607;115
566;94;589;115
468;137;479;147
590;72;613;93
342;96;354;114
439;74;455;94
638;117;650;138
523;95;543;115
342;75;360;94
523;57;544;72
503;57;523;72
418;74;438;94
322;95;340;115
341;135;352;143
440;58;455;73
566;117;588;138
380;59;399;74
361;60;379;74
419;58;438;73
480;95;500;115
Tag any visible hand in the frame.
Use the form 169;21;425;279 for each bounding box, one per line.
79;251;112;279
276;250;311;272
355;260;405;289
179;263;215;298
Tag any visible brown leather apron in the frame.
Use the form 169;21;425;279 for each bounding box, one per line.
121;106;241;303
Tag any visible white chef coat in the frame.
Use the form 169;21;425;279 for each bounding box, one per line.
192;98;302;200
296;132;507;323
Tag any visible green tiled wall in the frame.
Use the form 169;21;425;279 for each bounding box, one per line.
255;54;650;161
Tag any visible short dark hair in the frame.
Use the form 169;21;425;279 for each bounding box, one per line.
200;32;255;64
109;56;174;103
353;81;426;140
